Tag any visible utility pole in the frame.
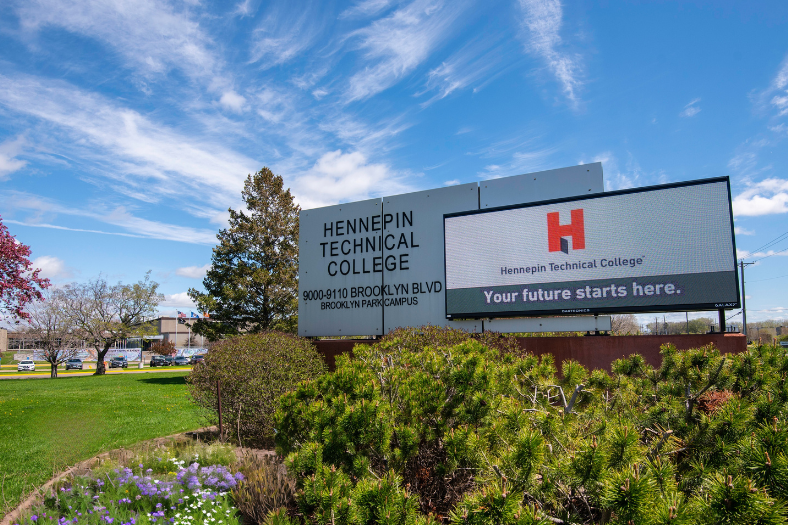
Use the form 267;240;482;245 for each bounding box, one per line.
740;260;755;339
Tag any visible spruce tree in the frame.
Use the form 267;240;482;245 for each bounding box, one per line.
189;168;299;338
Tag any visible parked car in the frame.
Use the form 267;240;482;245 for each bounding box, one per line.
65;359;83;370
173;356;190;366
149;355;167;367
17;360;36;372
164;356;175;366
781;340;788;348
189;354;205;365
109;356;128;369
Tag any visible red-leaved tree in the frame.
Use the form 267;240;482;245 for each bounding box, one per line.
0;215;50;323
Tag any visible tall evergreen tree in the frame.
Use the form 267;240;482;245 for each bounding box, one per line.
189;168;299;339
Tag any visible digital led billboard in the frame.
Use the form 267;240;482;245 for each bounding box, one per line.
444;178;740;318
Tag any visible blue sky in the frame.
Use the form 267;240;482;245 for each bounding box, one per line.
0;0;786;325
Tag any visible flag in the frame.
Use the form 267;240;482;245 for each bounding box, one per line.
177;311;186;318
190;312;199;318
203;312;210;318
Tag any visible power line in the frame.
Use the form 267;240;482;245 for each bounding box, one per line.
740;229;788;260
753;246;788;263
747;273;788;283
746;229;788;255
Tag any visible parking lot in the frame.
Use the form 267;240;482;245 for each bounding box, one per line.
0;363;193;379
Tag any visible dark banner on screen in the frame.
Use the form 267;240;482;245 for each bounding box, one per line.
443;178;740;318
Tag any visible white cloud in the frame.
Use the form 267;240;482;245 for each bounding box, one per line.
249;7;319;69
420;36;514;106
16;0;224;88
444;179;460;186
219;91;247;112
31;255;74;280
737;248;788;260
470;136;556;179
588;151;644;191
0;135;27;179
233;0;257;17
756;54;788;120
161;292;197;308
680;98;701;117
345;0;469;102
292;150;413;209
734;226;755;236
733;178;788;216
340;0;396;19
3;191;219;245
176;264;211;279
0;74;255;212
517;0;582;105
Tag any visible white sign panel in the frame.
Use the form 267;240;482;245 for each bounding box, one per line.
480;162;604;208
383;184;478;332
445;178;739;318
298;198;384;336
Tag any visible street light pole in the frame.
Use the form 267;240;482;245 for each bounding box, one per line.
740;260;755;339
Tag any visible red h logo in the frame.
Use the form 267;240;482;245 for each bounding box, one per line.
547;209;585;253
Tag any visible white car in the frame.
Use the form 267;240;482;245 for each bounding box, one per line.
17;360;36;372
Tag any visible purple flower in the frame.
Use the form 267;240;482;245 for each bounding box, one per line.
31;516;38;522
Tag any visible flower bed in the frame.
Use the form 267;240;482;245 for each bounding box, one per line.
13;444;245;525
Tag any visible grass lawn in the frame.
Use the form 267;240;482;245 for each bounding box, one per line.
0;371;203;516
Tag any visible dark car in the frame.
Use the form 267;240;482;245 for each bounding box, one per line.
189;354;205;365
150;355;167;367
65;358;83;370
174;356;190;366
109;356;128;369
164;356;175;366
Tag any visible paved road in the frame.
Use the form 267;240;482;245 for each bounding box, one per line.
0;366;193;380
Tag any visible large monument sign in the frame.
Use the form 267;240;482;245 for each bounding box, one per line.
298;164;605;337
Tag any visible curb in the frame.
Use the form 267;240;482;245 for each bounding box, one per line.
0;427;219;525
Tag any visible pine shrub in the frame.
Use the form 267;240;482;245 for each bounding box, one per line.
274;328;788;524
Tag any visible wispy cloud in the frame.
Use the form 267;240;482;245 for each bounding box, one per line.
0;74;255;215
15;0;224;89
0;135;27;179
3;191;219;245
345;0;470;102
249;5;322;69
767;54;788;117
733;178;788;216
475;137;557;179
516;0;582;105
292;150;414;209
587;152;646;191
340;0;397;19
419;35;516;106
734;226;755;236
680;98;701;117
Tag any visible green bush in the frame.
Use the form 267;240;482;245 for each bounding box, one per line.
189;332;326;447
274;327;788;525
